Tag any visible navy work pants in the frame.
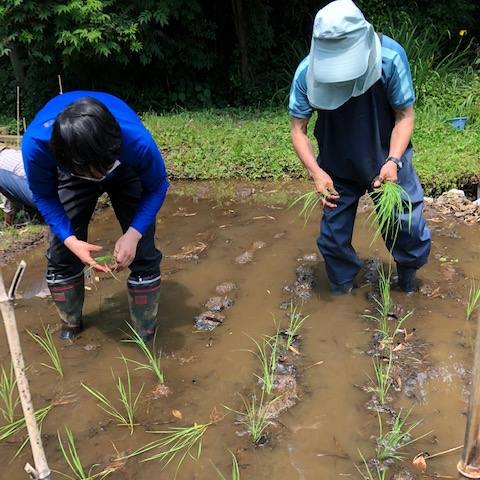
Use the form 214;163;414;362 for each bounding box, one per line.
317;160;431;288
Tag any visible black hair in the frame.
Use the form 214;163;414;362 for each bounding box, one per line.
50;96;121;177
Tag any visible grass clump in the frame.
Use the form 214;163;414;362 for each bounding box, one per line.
121;322;164;384
369;181;412;248
57;426;109;480
376;409;429;462
369;355;393;406
356;450;386;480
0;363;18;423
0;404;52;442
128;422;209;478
212;450;241;479
289;191;322;225
284;302;309;350
248;333;279;395
27;324;63;378
82;357;143;435
466;280;480;320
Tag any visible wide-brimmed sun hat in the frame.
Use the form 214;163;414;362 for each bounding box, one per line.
306;0;382;110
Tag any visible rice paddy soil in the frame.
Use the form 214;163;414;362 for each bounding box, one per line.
0;180;479;479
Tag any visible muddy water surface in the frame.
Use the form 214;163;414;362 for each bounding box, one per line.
0;181;479;479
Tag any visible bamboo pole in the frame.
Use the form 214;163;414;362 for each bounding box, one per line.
58;74;63;94
0;262;51;480
458;311;480;478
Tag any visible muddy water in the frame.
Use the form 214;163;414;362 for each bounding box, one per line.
0;181;479;479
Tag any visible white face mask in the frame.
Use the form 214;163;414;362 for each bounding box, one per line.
70;160;121;182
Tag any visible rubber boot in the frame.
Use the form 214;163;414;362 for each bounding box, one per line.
127;274;161;341
397;266;417;294
330;281;354;296
47;272;85;340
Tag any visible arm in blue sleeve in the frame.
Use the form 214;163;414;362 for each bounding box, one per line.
289;57;313;119
385;44;416;109
22;135;74;242
129;135;169;235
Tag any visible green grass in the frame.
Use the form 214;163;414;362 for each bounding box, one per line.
289;191;322;225
247;333;279;395
143;83;480;195
27;324;64;378
0;363;18;423
57;427;108;480
127;423;209;478
82;357;143;435
376;409;429;462
211;450;241;480
121;322;164;384
356;450;386;480
369;182;412;248
369;355;393;406
0;404;52;442
284;303;309;350
466;280;480;320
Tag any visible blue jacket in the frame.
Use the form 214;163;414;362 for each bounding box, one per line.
22;91;169;242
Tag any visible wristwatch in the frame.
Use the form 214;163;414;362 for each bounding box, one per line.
385;155;403;170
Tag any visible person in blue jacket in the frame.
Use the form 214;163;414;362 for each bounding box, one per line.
289;0;431;294
22;92;169;340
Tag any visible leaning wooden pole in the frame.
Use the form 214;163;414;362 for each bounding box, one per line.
0;262;51;480
458;310;480;478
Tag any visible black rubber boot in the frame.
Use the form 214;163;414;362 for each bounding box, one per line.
330;281;354;296
47;272;85;340
397;266;417;294
127;274;161;341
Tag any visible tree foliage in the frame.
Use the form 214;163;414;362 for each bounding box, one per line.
0;0;478;118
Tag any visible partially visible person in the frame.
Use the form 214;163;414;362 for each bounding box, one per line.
23;91;169;341
0;142;37;225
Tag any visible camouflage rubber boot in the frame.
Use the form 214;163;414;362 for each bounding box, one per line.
47;271;85;340
127;274;161;341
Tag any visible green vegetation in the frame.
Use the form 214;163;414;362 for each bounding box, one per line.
284;303;309;350
212;451;241;480
129;423;209;478
27;324;64;378
0;404;52;442
248;333;279;395
369;355;393;406
356;450;386;480
121;322;165;384
57;427;108;480
0;363;18;423
82;357;143;435
290;191;322;225
466;280;480;320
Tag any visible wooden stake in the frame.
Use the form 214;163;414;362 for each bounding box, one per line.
16;86;20;148
0;262;51;480
58;74;63;94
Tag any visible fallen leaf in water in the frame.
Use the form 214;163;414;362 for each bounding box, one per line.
172;409;183;419
393;343;406;352
252;215;276;220
395;375;402;390
288;345;300;355
412;452;427;472
210;406;227;424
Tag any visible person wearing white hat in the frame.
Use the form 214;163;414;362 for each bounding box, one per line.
289;0;431;294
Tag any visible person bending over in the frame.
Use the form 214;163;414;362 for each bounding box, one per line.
23;92;169;340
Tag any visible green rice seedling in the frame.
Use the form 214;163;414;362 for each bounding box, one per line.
369;181;412;248
225;391;271;445
27;324;63;378
368;354;392;405
289;191;325;225
355;450;386;480
127;422;209;478
85;253;120;285
284;302;309;351
248;333;279;395
0;404;52;443
82;357;143;435
211;450;241;479
0;363;18;423
57;426;107;480
376;409;430;462
121;322;164;384
466;280;480;320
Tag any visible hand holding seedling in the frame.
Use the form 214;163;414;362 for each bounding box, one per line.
114;227;142;268
373;161;398;188
313;170;339;208
64;236;109;272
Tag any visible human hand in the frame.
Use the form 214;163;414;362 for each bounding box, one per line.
373;161;398;188
313;170;339;208
114;227;142;269
64;236;109;272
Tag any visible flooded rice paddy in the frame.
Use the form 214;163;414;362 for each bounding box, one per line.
0;181;479;479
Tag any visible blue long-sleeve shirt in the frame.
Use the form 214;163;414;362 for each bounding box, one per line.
22;91;169;242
